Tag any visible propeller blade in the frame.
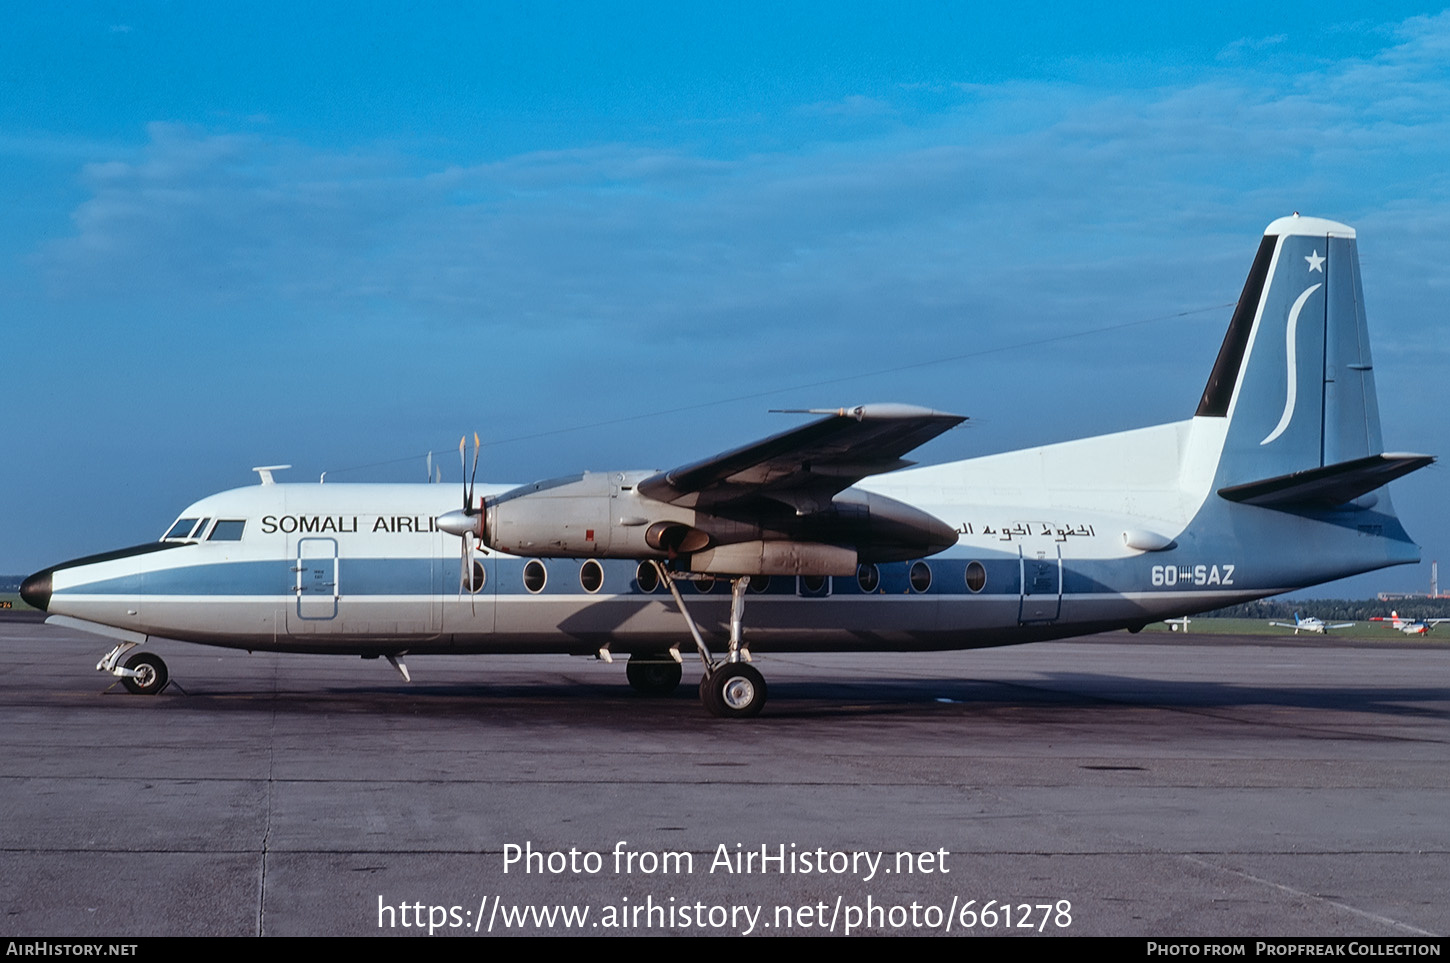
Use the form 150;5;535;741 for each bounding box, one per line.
458;537;467;601
466;534;477;616
468;431;480;509
458;436;468;512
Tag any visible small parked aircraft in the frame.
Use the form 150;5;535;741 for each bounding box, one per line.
1268;613;1355;635
1370;612;1449;636
20;215;1433;716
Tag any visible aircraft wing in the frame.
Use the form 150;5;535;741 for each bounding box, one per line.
637;404;966;513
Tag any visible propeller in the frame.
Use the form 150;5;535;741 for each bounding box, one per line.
438;434;486;613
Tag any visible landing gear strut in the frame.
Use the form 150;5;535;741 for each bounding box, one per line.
97;641;170;695
655;562;767;718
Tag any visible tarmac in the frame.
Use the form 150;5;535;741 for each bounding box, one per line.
2;616;1446;937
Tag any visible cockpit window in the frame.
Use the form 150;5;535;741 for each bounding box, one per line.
163;518;200;540
209;520;246;541
162;517;213;541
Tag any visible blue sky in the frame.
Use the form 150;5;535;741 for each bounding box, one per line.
3;2;1447;597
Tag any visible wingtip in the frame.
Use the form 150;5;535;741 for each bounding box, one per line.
845;403;968;423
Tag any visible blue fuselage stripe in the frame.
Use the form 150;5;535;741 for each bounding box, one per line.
56;556;1086;598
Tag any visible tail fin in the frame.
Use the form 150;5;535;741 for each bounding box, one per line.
1198;215;1414;494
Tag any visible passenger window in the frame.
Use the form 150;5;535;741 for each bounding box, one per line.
209;520;246;541
965;560;987;593
523;560;547;593
798;575;831;597
909;561;933;593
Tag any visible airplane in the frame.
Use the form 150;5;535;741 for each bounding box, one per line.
1370;611;1450;635
1163;617;1192;632
1267;612;1355;634
19;215;1436;717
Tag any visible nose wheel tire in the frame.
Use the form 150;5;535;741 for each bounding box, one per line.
701;663;766;718
121;652;169;695
625;658;683;696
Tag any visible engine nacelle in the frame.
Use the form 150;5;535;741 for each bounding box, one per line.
478;470;959;572
685;541;857;577
483;471;700;558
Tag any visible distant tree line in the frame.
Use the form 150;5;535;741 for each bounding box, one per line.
1206;598;1450;621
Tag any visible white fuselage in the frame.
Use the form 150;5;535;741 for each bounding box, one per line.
39;415;1409;658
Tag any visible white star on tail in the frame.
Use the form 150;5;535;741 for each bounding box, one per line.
1305;249;1325;272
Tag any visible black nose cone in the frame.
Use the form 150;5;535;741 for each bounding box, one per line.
19;569;52;612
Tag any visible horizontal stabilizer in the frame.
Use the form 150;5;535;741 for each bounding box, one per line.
1217;453;1434;509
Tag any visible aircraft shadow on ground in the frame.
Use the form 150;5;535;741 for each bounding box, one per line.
106;672;1450;724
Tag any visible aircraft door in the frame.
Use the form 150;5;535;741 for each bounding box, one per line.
1019;545;1061;622
295;537;339;620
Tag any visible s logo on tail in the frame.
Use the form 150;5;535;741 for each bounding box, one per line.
1260;281;1322;446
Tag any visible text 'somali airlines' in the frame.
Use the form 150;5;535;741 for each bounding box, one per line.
21;216;1434;717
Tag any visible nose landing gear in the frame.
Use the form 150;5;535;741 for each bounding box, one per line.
120;652;169;695
97;641;171;695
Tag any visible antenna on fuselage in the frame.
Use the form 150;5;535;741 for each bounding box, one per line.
252;465;292;486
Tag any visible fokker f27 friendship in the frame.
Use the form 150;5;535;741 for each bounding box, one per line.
21;216;1434;716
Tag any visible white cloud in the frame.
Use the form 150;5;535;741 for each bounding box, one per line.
1216;33;1288;61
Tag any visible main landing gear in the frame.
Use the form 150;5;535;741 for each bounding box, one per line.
98;641;170;695
654;562;768;718
625;657;684;696
699;662;767;719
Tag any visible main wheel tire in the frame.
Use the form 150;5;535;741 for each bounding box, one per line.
625;658;683;695
699;670;721;714
121;652;168;695
703;663;766;718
